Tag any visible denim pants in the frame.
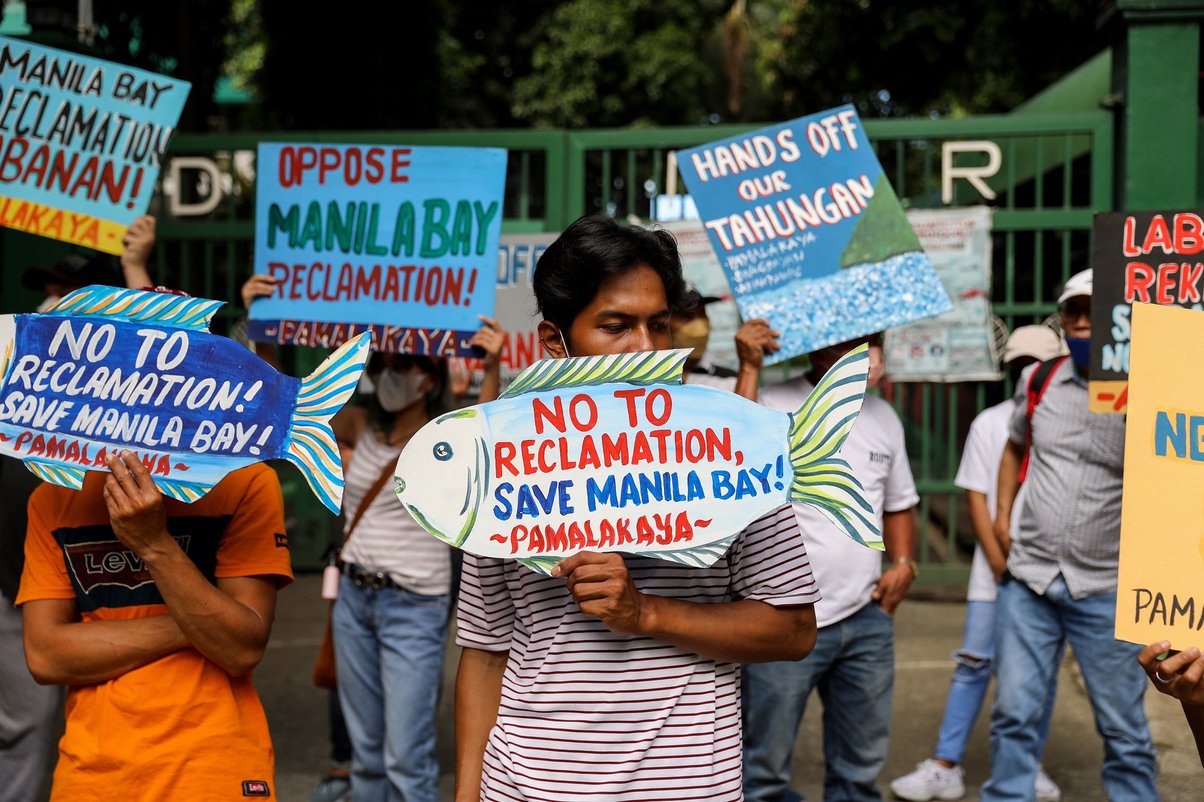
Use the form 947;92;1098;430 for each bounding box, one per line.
933;599;1059;765
332;575;450;802
743;602;895;802
981;575;1156;802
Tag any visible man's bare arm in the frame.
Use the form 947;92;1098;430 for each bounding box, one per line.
994;439;1024;556
455;646;508;802
23;598;187;685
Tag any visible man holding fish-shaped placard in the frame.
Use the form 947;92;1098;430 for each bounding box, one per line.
391;215;883;801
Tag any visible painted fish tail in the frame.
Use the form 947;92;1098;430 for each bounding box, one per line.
285;333;371;514
786;344;883;550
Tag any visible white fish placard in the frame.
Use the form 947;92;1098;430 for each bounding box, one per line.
394;345;881;573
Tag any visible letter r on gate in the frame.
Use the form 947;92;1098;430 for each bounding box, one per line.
942;141;1002;204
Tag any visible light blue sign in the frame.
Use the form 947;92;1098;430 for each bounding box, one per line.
250;143;507;353
0;36;191;251
678;105;951;363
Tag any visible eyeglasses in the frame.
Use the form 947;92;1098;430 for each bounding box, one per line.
1058;298;1091;321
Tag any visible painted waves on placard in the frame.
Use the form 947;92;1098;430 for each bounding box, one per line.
501;348;691;399
48;286;224;331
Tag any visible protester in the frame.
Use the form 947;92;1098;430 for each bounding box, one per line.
890;325;1064;802
982;269;1157;801
1138;642;1204;768
671;285;740;390
454;214;821;802
2;231;159;801
19;449;293;799
741;334;919;802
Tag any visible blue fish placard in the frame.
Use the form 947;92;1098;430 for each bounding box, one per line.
0;286;369;512
394;346;882;573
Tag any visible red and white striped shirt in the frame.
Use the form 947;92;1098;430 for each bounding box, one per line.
456;505;819;801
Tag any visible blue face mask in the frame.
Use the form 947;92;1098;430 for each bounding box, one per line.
1065;336;1090;368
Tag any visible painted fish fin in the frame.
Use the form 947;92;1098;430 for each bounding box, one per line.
499;349;691;399
785;344;883;550
284;332;371;514
151;477;213;504
23;459;85;490
47;286;224;332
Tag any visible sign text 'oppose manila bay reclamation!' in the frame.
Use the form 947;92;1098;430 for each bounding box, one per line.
0;36;190;253
249;143;508;356
677;104;950;364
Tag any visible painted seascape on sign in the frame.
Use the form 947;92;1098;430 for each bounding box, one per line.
0;286;369;512
394;345;882;574
677;104;951;364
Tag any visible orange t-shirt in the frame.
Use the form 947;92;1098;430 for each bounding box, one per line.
17;463;294;801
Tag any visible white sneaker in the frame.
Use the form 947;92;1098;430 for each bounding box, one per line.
889;759;966;801
1035;765;1061;802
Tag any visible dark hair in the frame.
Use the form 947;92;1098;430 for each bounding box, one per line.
533;215;689;334
363;352;449;427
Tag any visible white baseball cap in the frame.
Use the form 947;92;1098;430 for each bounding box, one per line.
1057;269;1093;304
1002;325;1067;363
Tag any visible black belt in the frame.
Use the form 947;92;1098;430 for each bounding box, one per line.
343;562;399;591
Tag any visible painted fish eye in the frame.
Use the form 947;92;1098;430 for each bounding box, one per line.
433;442;453;461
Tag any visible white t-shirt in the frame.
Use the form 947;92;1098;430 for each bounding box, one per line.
955;400;1014;602
456;505;819;801
760;376;919;628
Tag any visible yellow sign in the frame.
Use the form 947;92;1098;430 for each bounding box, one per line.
1116;303;1204;647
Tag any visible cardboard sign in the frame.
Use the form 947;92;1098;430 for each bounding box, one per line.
248;143;507;356
451;233;554;396
660;220;742;372
393;346;883;574
0;36;190;253
1116;303;1204;647
1090;211;1204;413
0;286;368;512
886;207;999;381
677;105;951;364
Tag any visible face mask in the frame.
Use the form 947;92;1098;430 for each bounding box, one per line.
357;371;377;396
1065;336;1090;368
557;328;571;358
375;369;427;413
673;318;710;361
36;295;61;313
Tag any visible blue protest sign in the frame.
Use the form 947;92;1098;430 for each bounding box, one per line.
248;143;508;356
677;105;951;363
0;36;191;253
0;286;369;512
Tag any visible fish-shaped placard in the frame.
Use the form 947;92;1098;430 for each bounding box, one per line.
0;286;369;512
394;345;881;573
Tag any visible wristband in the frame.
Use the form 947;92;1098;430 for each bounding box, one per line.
892;557;919;580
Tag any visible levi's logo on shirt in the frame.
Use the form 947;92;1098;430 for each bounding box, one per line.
242;780;271;796
62;536;191;594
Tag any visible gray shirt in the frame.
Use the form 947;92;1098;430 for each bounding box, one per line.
1007;360;1126;599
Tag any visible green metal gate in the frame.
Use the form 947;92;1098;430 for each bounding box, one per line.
2;114;1108;574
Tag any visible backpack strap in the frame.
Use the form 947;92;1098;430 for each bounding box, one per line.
1018;355;1068;483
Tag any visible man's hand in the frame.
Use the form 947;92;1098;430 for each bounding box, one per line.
242;274;281;309
994;518;1012;560
469;315;506;369
1139;641;1204;704
121;215;155;272
871;563;913;614
104;451;175;560
735;319;780;370
552;552;646;635
988;551;1008;582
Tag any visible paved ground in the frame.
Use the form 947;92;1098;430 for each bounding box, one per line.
260;575;1200;801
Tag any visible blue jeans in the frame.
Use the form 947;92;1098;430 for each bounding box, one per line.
744;602;895;802
933;599;1059;765
332;575;450;802
982;575;1156;802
